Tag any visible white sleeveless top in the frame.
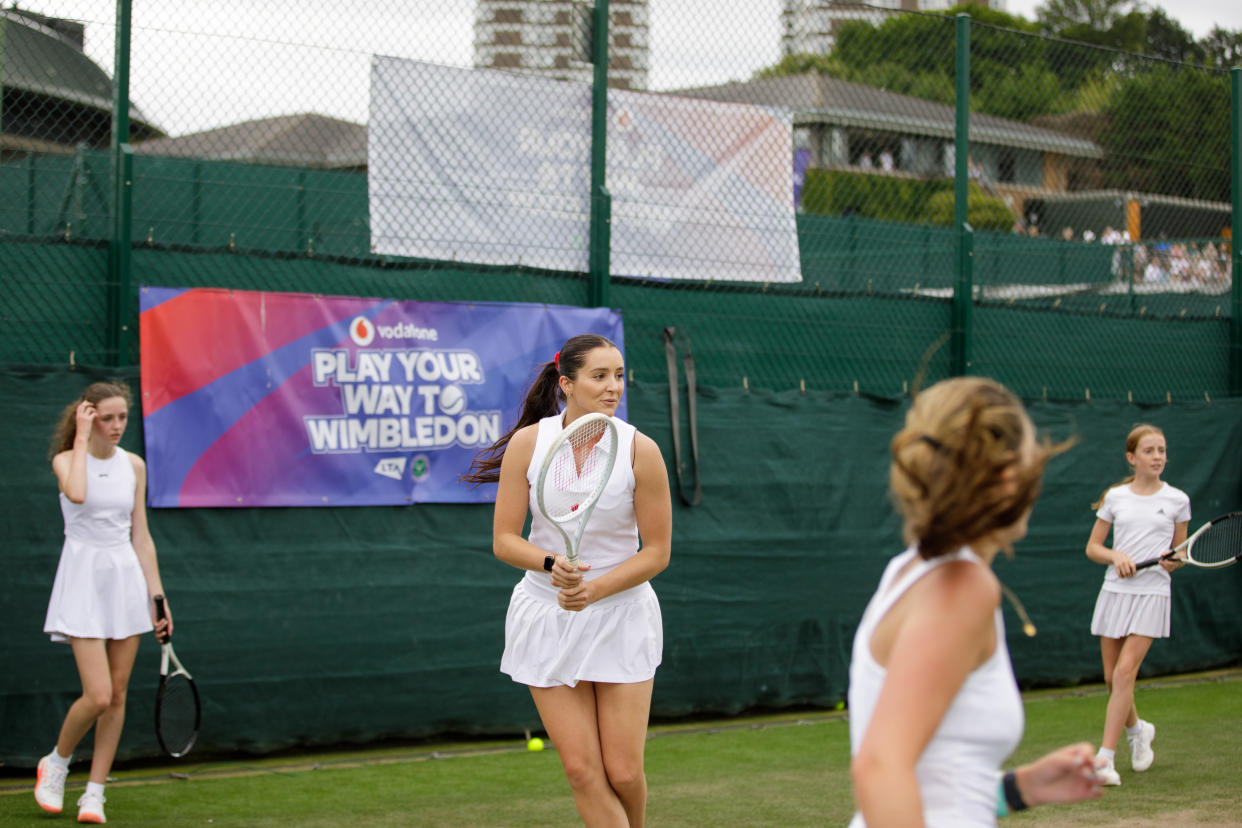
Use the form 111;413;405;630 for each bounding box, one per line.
847;547;1024;828
520;413;637;597
60;447;136;545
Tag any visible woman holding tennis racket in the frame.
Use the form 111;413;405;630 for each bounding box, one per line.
1084;424;1188;786
848;377;1104;826
464;333;671;828
34;381;172;824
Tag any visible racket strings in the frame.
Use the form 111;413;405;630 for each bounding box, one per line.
157;675;199;755
1190;518;1242;565
545;422;614;520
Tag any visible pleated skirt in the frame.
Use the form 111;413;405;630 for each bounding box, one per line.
1090;589;1170;639
43;538;153;643
500;576;663;688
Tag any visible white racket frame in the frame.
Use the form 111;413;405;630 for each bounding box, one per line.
534;412;620;567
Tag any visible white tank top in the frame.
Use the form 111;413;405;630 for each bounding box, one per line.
521;414;638;594
848;547;1024;828
59;447;136;547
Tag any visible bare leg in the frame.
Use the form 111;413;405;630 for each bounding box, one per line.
531;683;628;828
87;636;140;785
595;679;654;828
1100;635;1152;752
55;639;115;757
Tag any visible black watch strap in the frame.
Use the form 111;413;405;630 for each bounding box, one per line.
543;555;555;572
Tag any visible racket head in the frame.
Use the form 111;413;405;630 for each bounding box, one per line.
1184;512;1242;568
155;645;201;758
535;413;620;563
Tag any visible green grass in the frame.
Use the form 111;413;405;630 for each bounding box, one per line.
1;671;1237;827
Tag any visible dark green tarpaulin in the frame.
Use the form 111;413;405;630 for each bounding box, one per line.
3;365;1239;767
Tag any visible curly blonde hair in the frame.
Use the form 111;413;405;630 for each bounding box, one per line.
890;377;1066;560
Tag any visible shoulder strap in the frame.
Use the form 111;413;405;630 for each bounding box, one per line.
663;327;701;506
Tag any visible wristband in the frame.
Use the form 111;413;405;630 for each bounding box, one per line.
1002;770;1028;814
543;555;555;572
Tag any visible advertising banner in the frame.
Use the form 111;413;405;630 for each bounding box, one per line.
139;286;624;507
369;56;801;283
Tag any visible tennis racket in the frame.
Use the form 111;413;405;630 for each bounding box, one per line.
535;412;620;567
153;595;201;758
1135;512;1242;571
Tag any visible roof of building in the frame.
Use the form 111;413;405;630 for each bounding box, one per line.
670;73;1103;159
132;113;367;169
1;9;160;136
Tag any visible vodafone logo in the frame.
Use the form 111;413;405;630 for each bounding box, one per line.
349;316;376;346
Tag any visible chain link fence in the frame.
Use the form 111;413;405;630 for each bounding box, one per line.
0;1;1237;400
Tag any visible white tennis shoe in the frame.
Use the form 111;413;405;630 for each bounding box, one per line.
34;754;68;813
1095;764;1122;786
77;790;107;824
1129;720;1156;772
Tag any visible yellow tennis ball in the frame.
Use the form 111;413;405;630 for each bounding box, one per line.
527;737;544;752
835;701;845;711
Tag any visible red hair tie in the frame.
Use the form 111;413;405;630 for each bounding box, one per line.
553;351;561;368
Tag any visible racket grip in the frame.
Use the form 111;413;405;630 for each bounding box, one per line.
153;594;170;642
1134;552;1174;571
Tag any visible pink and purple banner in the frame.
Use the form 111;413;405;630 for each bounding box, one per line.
139;286;625;507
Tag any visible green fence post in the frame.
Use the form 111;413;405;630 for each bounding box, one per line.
1231;68;1241;394
107;0;133;367
951;13;973;376
587;0;611;309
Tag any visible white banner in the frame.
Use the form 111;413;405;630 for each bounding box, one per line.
368;56;801;283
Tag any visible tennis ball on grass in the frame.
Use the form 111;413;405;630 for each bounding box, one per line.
527;737;544;752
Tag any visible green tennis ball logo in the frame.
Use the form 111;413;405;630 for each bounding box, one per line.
410;456;429;481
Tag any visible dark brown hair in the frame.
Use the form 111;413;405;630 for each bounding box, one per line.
49;381;134;459
890;376;1068;560
460;334;620;486
1090;423;1164;510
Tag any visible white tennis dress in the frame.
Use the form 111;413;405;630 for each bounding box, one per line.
500;413;663;687
43;447;153;643
847;547;1024;828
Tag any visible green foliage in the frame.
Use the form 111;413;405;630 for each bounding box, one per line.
1100;65;1231;202
923;184;1016;232
800;169;947;225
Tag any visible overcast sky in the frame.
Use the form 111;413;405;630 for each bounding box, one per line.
13;1;1242;136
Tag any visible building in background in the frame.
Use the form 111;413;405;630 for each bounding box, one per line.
0;7;162;159
473;0;649;89
781;0;1004;55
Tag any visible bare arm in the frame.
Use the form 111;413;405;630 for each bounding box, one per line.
129;454;171;639
1085;518;1134;577
559;432;672;610
52;401;96;503
491;425;556;572
1161;520;1189;571
851;563;998;827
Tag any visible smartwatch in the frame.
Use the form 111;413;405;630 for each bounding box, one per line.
543;555;555;572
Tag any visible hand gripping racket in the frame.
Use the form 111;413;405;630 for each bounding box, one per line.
535;413;620;568
153;595;201;758
1135;512;1242;571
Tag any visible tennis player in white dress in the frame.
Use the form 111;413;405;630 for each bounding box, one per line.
849;377;1105;826
463;334;672;827
1085;423;1188;786
34;382;171;825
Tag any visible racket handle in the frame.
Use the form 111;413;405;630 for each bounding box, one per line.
153;594;170;642
1135;552;1175;571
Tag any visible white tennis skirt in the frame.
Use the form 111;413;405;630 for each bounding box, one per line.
1090;589;1170;639
500;576;663;688
43;538;153;643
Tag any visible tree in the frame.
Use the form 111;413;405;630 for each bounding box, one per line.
1034;0;1137;34
1143;8;1202;63
1199;26;1242;69
1099;65;1230;202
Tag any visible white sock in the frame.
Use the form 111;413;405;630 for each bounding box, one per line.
47;748;71;769
1125;719;1143;738
84;781;105;799
1097;747;1115;766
